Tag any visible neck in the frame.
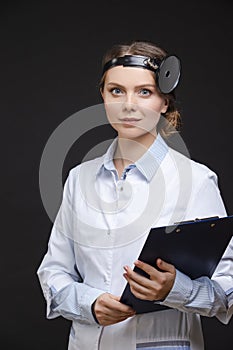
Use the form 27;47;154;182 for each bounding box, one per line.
114;132;157;171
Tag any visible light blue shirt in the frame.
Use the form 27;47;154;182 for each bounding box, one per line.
37;134;233;350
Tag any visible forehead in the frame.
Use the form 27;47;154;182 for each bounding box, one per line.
104;66;156;85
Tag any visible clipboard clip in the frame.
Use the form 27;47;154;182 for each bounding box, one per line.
174;216;219;225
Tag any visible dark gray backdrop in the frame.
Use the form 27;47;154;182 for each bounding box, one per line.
1;0;233;349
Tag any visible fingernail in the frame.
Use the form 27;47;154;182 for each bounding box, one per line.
134;260;141;266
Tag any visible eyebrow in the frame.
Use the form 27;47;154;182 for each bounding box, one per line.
106;82;156;89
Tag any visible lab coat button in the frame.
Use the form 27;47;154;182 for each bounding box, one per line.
117;181;124;191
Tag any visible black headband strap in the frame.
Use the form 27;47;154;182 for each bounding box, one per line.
102;55;161;75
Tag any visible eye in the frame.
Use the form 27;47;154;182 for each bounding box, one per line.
110;87;123;95
139;88;152;97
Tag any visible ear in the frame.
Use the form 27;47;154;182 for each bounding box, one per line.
161;98;168;114
100;88;104;100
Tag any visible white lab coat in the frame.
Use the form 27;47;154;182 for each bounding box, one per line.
37;135;233;350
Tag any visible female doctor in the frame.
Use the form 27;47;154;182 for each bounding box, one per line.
37;40;233;350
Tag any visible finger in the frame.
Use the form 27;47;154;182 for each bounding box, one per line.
156;258;175;273
124;273;150;299
102;314;132;326
107;294;135;314
111;295;121;302
110;294;135;313
102;312;133;322
123;267;155;289
126;261;160;281
124;266;153;288
95;297;135;324
97;309;133;326
128;288;147;301
134;259;175;276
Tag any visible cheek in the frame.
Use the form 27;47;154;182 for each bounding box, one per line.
144;111;161;129
140;101;162;121
104;102;122;123
145;97;166;113
135;88;165;110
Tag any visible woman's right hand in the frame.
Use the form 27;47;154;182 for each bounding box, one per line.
93;293;136;326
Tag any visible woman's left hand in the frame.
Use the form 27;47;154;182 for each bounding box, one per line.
123;258;176;301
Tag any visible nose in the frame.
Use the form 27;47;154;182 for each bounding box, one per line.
122;93;137;112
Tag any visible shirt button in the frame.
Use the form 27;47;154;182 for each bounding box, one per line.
117;181;124;191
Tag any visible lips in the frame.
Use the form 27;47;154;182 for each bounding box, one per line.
119;117;142;125
121;118;141;122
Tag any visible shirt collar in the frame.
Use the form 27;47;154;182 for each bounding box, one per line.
135;133;168;181
96;133;168;182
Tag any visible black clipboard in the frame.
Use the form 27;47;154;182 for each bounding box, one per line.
120;215;233;314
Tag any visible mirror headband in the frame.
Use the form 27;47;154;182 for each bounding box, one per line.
102;54;181;94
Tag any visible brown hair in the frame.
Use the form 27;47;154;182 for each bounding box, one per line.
99;40;181;137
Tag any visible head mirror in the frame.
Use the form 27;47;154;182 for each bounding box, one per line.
157;55;181;94
102;54;181;94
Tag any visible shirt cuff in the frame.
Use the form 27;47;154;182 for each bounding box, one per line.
160;269;193;307
80;287;105;323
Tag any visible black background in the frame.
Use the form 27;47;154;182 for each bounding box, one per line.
1;0;233;349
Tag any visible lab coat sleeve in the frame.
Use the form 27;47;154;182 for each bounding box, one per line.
211;235;233;324
37;170;105;324
160;169;233;324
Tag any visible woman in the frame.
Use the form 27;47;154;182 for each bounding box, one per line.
37;40;233;350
